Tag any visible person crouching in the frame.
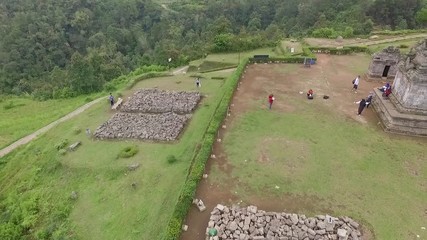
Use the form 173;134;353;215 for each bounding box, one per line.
307;89;314;100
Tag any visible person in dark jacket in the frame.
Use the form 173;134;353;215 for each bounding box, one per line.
365;92;373;108
357;98;366;115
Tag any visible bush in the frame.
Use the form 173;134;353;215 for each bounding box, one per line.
167;155;178;164
399;44;409;48
85;97;93;102
116;92;123;98
54;139;69;150
118;145;138;158
312;27;337;39
58;149;67;156
73;127;82;135
103;82;117;92
52;87;76;99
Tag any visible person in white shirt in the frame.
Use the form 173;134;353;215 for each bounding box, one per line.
352;75;360;93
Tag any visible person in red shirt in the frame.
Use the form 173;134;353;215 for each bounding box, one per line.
307;89;314;99
268;94;275;109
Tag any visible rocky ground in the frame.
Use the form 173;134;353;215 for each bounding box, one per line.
120;89;201;114
206;205;362;240
93;112;191;141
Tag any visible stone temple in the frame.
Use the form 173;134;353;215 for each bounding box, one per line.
372;39;427;136
367;46;401;80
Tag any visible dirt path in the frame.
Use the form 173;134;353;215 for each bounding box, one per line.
0;97;105;158
172;66;189;75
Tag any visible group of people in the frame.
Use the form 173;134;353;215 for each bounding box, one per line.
267;75;392;117
353;77;392;115
379;82;392;97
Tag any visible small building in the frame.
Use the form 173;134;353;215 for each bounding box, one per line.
367;46;401;79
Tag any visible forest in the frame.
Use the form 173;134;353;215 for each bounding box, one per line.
0;0;426;100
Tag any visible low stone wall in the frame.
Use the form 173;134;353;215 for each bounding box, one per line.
93;112;191;141
120;89;201;114
207;205;362;240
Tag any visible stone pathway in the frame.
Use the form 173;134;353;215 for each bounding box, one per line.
0;97;105;158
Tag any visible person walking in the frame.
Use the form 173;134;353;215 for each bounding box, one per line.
357;98;366;115
109;93;115;107
268;94;275;109
352;75;360;93
195;78;201;88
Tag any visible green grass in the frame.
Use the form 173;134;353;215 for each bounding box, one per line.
280;40;303;56
190;47;281;67
211;88;427;239
366;38;425;54
0;94;102;149
0;72;232;239
188;61;237;73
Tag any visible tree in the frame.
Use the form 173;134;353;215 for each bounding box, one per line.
416;7;427;26
213;33;234;52
68;52;98;94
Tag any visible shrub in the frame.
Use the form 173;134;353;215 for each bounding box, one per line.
167;155;178;164
116;92;123;98
118;145;138;158
312;27;337;38
72;127;82;135
399;44;409;48
103;81;117;92
54;139;68;150
85;97;93;102
58;149;67;156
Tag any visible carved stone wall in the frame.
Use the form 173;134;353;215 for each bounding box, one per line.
393;40;427;112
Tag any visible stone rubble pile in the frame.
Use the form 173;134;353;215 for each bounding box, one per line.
95;88;200;141
94;112;191;141
207;205;362;240
120;89;201;114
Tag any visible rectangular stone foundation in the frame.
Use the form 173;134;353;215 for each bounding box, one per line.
372;89;427;136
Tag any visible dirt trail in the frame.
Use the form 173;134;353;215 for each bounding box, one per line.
0;97;105;158
172;66;189;75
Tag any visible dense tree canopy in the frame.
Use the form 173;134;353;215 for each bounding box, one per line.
0;0;425;99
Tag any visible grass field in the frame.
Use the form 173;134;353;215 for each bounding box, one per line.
0;71;232;239
0;94;103;149
206;63;427;240
189;47;281;69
